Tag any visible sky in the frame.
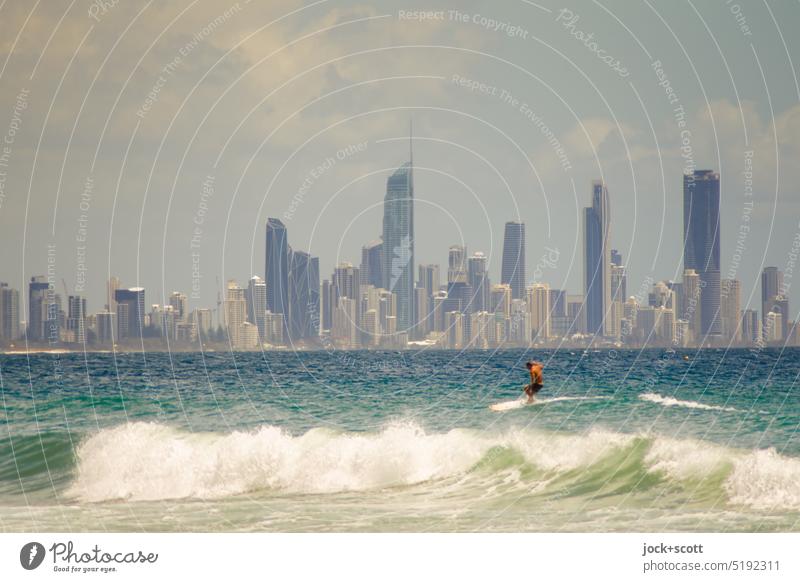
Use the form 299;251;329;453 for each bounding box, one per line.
0;0;799;320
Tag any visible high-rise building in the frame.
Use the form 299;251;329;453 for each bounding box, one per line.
114;287;145;339
445;311;465;349
740;309;759;345
771;296;790;341
448;245;467;284
106;276;120;313
96;311;115;344
418;264;440;295
720;279;742;342
289;251;319;339
413;286;429;336
549;289;567;318
28;276;51;341
467;252;490;313
584;181;611;337
224;280;247;348
761;267;787;339
761;267;783;317
527;283;550;341
192;308;213;338
491;284;512;318
382;151;415;334
611;249;622;267
0;283;20;341
321;279;333;333
246;276;267;340
360;239;383;289
684;170;721;338
682;269;702;344
168;292;188;322
333;262;360;303
501;221;526;300
611;265;627;304
67;295;87;343
332;297;359;348
265;218;290;323
567;294;586;335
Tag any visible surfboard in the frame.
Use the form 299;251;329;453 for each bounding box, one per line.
489;395;606;411
489;399;531;411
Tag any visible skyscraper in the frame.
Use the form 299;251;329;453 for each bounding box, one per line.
584;181;611;336
289;251;319;339
28;276;51;341
265;218;290;321
0;283;19;341
169;292;187;322
684;170;721;338
761;267;784;330
382;154;414;332
114;287;145;339
418;264;440;295
721;278;742;342
501;221;526;300
246;276;267;340
468;252;490;313
67;295;87;343
683;269;702;343
447;245;467;284
224;280;247;348
360;239;383;289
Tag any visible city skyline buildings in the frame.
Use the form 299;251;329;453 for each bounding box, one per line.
584;180;612;337
1;158;796;350
501;221;526;300
381;136;415;332
684;170;722;340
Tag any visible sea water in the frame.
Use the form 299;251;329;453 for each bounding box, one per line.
1;347;798;532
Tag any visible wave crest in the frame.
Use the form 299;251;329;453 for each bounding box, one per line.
66;421;800;511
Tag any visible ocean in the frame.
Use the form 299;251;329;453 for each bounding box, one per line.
1;347;798;532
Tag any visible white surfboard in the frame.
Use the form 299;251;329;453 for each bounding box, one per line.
489;395;606;411
489;398;531;411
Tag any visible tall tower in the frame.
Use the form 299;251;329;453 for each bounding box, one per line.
584;181;611;336
265;218;290;323
448;245;468;284
382;131;415;332
114;287;145;339
289;251;320;339
684;170;721;339
360;239;383;289
28;276;51;341
0;283;20;341
468;252;490;313
501;221;526;300
246;276;267;340
761;267;784;325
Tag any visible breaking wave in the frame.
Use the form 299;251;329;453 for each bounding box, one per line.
53;421;800;512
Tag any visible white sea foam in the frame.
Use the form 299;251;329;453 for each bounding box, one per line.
66;421;800;510
639;392;739;412
726;448;800;510
67;421;491;501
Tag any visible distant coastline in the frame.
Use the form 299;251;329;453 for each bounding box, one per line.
1;343;797;355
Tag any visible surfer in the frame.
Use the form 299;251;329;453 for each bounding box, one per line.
524;361;544;403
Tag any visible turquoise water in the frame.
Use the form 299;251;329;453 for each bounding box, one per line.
1;348;799;532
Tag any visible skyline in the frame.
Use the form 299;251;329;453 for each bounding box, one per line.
2;158;797;350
